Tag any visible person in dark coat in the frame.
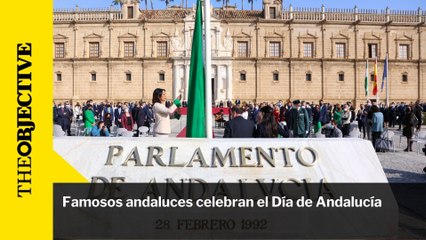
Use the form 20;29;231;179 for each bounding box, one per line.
53;102;59;124
135;101;147;134
255;105;279;138
226;99;232;108
402;106;418;152
389;103;396;127
93;102;102;119
103;112;113;133
397;104;406;130
414;101;423;131
114;102;123;128
288;100;310;138
319;100;329;125
57;102;73;136
224;106;255;138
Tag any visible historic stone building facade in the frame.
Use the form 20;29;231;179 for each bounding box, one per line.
53;0;426;105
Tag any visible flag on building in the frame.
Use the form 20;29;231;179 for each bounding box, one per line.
365;60;368;96
381;53;388;92
186;0;206;138
373;58;378;96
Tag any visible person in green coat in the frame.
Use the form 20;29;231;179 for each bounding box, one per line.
333;105;343;128
84;104;96;134
288;100;310;138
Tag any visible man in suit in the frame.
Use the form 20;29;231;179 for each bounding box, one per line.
96;102;104;119
57;101;73;136
224;106;255;138
103;101;114;122
319;100;329;125
135;101;147;134
114;102;123;128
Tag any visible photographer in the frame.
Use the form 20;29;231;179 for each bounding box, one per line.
321;123;343;138
91;121;110;137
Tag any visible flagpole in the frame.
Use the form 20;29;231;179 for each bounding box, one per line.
204;0;213;138
365;59;368;98
375;57;379;103
385;53;389;107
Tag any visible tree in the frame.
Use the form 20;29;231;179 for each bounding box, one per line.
160;0;174;8
112;0;146;9
248;0;257;11
112;0;125;6
216;0;230;8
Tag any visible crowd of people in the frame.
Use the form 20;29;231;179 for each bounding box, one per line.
53;96;425;149
53;99;155;137
53;93;426;175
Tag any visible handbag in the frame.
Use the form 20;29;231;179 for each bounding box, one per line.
410;115;419;126
402;127;410;137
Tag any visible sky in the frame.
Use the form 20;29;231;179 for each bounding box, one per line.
54;0;425;11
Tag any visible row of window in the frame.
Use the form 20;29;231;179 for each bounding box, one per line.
55;71;409;83
238;72;409;82
237;41;410;59
55;40;410;60
55;41;168;58
55;71;410;83
55;72;166;82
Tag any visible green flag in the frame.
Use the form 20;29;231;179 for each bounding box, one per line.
186;0;206;138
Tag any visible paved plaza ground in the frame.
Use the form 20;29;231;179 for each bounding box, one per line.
70;115;426;183
169;116;426;183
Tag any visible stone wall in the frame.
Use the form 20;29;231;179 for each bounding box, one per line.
53;4;426;105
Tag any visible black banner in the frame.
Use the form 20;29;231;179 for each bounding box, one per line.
54;183;425;239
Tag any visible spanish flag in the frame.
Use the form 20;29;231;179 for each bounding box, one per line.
373;57;378;96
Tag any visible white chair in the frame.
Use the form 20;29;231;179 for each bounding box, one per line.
411;130;426;154
116;128;127;136
315;131;325;138
76;125;85;136
149;122;154;134
53;124;66;137
109;125;118;137
348;128;361;138
349;121;358;133
382;130;395;152
138;126;149;137
120;131;134;137
398;129;405;148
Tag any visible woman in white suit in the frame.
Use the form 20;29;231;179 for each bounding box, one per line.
152;88;181;137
